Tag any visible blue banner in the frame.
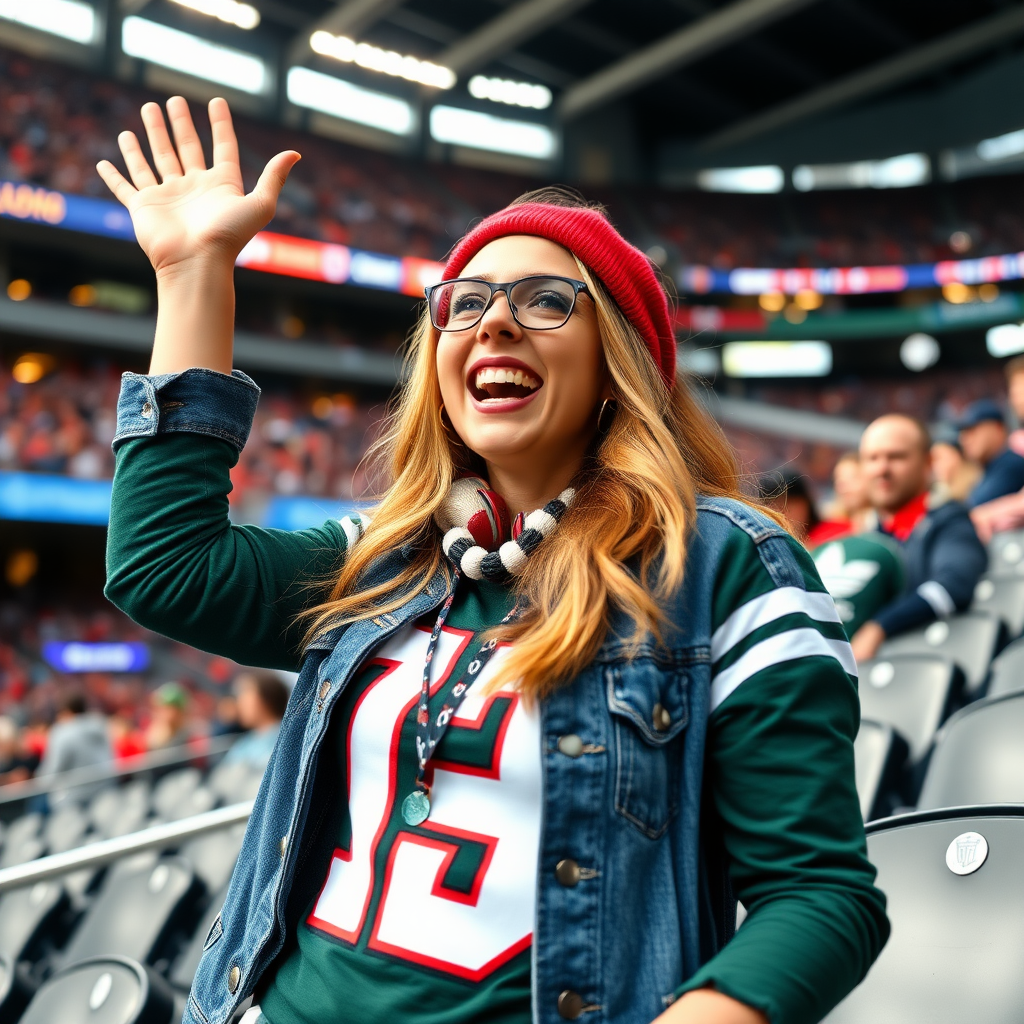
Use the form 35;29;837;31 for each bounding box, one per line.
0;471;112;525
0;180;135;240
262;496;364;531
43;641;150;673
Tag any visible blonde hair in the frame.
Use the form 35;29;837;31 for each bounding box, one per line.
303;199;763;699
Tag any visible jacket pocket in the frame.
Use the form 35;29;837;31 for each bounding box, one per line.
606;660;690;839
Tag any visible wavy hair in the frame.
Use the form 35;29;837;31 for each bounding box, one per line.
303;188;762;698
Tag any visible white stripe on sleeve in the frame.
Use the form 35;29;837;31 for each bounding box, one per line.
710;627;857;713
339;514;367;551
711;587;842;664
916;580;956;618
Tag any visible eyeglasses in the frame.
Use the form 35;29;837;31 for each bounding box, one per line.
425;275;589;333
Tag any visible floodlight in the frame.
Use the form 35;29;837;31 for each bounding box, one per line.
793;154;929;191
122;17;268;94
0;0;97;44
429;105;557;160
287;67;415;136
987;323;1024;358
977;129;1024;163
168;0;260;30
310;30;455;90
468;75;552;110
900;333;940;372
696;166;784;194
721;341;832;378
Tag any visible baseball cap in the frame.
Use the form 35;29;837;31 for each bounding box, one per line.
957;399;1005;431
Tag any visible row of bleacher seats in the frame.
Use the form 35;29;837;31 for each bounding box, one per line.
4;534;1024;1023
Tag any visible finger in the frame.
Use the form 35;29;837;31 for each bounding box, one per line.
166;95;207;173
248;150;302;225
116;131;158;190
96;160;138;208
209;97;240;169
140;101;183;180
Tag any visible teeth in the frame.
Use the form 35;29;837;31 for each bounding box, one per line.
474;367;541;391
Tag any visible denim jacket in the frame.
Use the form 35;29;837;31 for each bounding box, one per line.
110;371;871;1024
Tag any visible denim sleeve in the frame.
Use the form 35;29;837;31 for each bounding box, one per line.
112;368;261;453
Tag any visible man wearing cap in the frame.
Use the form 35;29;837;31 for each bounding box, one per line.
959;398;1024;508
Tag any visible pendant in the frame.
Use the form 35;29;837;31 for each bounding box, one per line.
402;789;431;826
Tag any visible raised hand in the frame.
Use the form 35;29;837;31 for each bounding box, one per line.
97;96;299;279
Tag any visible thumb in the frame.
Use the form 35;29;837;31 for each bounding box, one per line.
248;150;301;225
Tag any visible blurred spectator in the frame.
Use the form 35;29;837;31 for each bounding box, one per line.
0;714;38;783
957;400;1024;508
1007;357;1024;456
758;469;850;546
222;670;289;769
930;426;981;503
109;712;146;760
36;689;114;805
851;414;986;662
211;694;243;738
828;452;871;534
145;682;190;750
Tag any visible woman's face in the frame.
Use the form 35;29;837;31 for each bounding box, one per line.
435;235;608;485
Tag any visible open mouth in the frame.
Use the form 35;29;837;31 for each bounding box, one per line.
469;366;543;402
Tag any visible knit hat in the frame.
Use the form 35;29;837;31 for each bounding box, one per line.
443;202;676;390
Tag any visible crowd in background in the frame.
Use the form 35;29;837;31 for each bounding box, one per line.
3;46;1024;269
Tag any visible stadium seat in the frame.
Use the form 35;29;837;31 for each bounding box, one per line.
917;692;1024;810
90;781;150;839
0;953;32;1024
857;655;957;766
207;761;264;805
987;530;1024;576
824;807;1024;1022
151;769;202;821
59;855;201;968
986;637;1024;698
0;879;66;962
44;805;89;854
853;721;907;822
169;882;231;995
876;611;1003;697
180;824;245;896
971;576;1024;638
16;955;174;1024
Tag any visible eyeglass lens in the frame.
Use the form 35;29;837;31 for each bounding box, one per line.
432;278;578;330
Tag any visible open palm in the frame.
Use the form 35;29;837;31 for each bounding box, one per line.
97;96;299;277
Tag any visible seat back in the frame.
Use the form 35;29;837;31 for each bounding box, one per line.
207;760;264;805
151;768;201;820
972;576;1024;638
877;611;1002;697
825;809;1024;1022
169;883;230;992
180;824;245;896
917;692;1024;809
44;805;90;854
60;855;199;967
0;879;66;961
987;637;1024;698
853;721;907;822
987;530;1024;576
18;955;173;1024
857;655;956;764
89;781;150;840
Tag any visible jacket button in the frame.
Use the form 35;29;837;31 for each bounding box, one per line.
318;679;331;700
141;401;154;419
227;964;240;993
279;835;288;858
557;990;584;1019
557;734;584;758
652;702;672;732
555;859;581;887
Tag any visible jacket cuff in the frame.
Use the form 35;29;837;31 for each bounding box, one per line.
112;368;260;453
873;592;935;638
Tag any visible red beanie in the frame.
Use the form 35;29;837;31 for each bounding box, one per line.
443;202;676;390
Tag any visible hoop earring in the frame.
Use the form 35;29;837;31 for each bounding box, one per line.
597;397;618;434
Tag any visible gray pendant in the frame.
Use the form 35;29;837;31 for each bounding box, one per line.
402;789;431;826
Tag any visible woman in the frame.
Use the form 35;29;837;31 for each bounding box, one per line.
98;97;887;1024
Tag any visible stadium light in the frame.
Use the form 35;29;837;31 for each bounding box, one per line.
696;166;784;194
792;153;930;191
987;323;1024;358
168;0;260;30
122;17;268;94
287;67;415;136
0;0;97;44
309;30;455;90
721;341;832;378
429;105;557;160
900;333;940;372
468;75;552;110
977;128;1024;163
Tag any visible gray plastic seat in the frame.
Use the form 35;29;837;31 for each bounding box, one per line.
0;833;45;869
3;812;42;848
857;655;957;765
151;769;202;820
17;955;174;1024
180;823;245;895
853;720;907;822
0;878;66;961
972;576;1024;638
60;855;200;968
987;637;1024;698
90;781;150;839
917;691;1024;810
825;807;1024;1022
877;611;1002;697
987;530;1024;576
170;883;231;993
207;760;264;805
44;805;90;854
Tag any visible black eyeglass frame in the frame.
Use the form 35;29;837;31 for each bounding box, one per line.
424;275;590;333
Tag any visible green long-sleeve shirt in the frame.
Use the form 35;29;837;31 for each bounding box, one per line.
106;429;887;1024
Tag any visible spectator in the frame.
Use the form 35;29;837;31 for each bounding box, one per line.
1006;356;1024;456
144;682;190;750
850;414;987;662
758;469;850;546
222;670;289;769
0;715;38;784
211;694;244;738
36;689;114;805
829;451;871;534
958;399;1024;507
930;426;981;503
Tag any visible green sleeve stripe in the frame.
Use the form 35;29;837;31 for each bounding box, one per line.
711;586;841;663
710;627;857;713
713;613;850;674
